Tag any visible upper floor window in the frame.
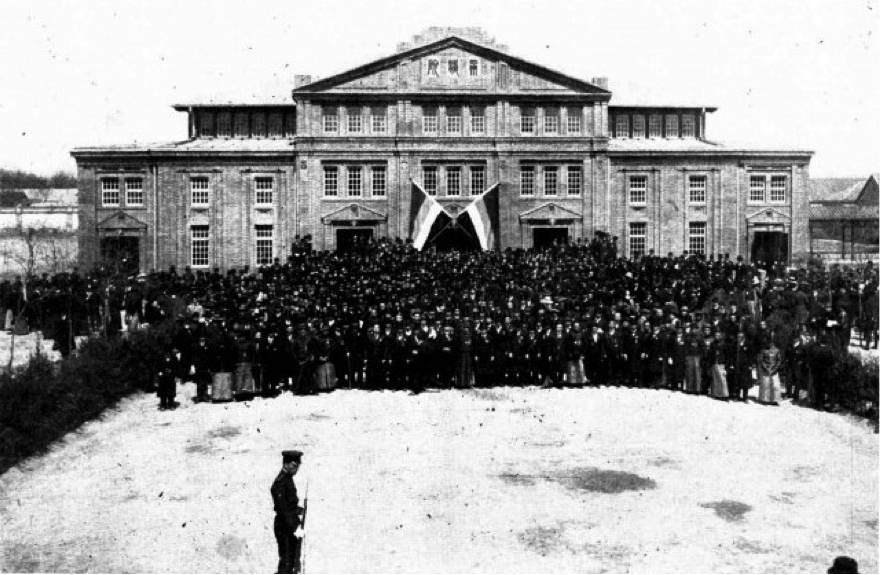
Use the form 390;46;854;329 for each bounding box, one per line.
348;167;362;197
447;108;462;134
615;115;629;138
268;113;283;138
665;115;679;138
688;175;707;204
101;178;120;207
648;115;662;138
770;175;787;202
199;112;214;137
470;106;485;134
520;166;535;196
347;108;363;133
521;107;536;134
567;167;582;196
371;167;386;197
544;167;558;196
469;59;479;77
323;107;339;133
470;166;485;196
255;177;274;206
544;109;559;134
749;175;766;203
632;115;646;138
423;107;438;134
682;115;696;138
252;113;267;138
125;178;144;206
323;166;339;197
216;113;232;138
234;113;249;138
629;175;647;205
190;177;209;206
567;108;581;134
423;166;438;195
371;107;386;133
446;167;462;196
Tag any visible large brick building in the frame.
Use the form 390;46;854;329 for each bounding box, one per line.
72;27;813;273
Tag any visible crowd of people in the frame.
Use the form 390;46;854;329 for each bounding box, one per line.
1;234;877;411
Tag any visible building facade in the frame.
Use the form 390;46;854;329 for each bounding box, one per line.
72;27;813;273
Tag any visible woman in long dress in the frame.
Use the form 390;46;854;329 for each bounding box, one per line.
757;339;783;405
708;330;730;400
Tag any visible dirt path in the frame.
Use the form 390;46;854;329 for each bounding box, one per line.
1;384;876;573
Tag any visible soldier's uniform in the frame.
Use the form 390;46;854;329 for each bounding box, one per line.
270;450;304;574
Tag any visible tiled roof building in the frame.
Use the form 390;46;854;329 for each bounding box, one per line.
809;175;879;261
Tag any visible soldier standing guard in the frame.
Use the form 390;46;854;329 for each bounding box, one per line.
271;450;305;574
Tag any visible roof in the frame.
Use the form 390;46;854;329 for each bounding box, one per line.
607;138;813;155
72;139;295;156
809;203;879;221
609;104;718;112
810;175;879;202
20;188;77;206
171;102;295;111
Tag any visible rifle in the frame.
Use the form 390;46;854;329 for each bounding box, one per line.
300;481;309;574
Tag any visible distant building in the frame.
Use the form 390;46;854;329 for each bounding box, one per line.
72;27;813;273
0;188;78;278
809;175;879;261
0;188;78;232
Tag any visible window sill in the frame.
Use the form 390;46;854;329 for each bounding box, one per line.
630;204;647;209
254;205;274;210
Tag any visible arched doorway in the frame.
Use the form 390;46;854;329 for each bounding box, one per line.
425;213;481;252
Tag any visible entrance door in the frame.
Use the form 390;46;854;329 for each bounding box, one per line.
426;214;481;252
533;228;569;250
336;228;374;253
100;236;140;275
751;231;788;267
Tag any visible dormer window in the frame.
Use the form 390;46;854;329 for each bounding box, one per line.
632;115;646;138
648;115;662;138
682;115;696;138
665;115;679;138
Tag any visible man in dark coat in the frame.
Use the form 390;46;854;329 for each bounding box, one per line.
270;450;304;574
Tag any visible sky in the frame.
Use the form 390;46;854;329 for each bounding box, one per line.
0;0;877;178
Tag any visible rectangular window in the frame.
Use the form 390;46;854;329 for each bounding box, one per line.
101;178;120;207
521;107;535;134
447;108;462;134
423;166;438;196
347;108;363;133
323;166;339;197
125;178;144;206
255;225;273;265
615;115;629;138
688;175;707;204
470;107;485;134
544;167;558;196
665;115;679;138
567;167;582;196
648;115;662;138
682;115;696;138
629;222;647;257
446;167;461;196
252;113;267;138
544;110;559;134
371;166;386;197
688;222;707;255
216;113;232;137
470;166;485;196
749;175;765;202
191;225;209;267
632;115;646;138
520;166;535;196
371;107;386;133
567;108;581;134
234;112;249;138
255;177;274;205
629;175;648;205
268;113;283;137
190;177;209;206
323;107;339;133
770;175;787;202
348;166;362;197
423;107;438;133
469;59;479;77
199;112;214;137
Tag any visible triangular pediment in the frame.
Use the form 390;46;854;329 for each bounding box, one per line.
321;203;388;223
745;207;791;223
97;211;148;230
519;202;583;221
294;36;609;96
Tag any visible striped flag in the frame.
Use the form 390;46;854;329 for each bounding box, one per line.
461;184;499;250
410;180;447;250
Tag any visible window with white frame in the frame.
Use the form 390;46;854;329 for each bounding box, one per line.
199;112;214;137
446;167;461;196
648;115;662;138
770;175;787;202
629;222;646;257
348;166;362;197
423;166;438;195
371;166;386;197
521;107;536;134
688;175;707;204
347;108;363;133
470;106;485;134
469;59;479;77
190;177;209;206
447;108;462;134
567;167;582;196
688;222;707;255
371;107;387;133
544;167;558;196
629;175;648;205
632;115;646;138
567;108;581;134
470;166;485;196
323;107;339;133
682;115;696;138
544;109;559;134
255;225;274;265
520;166;535;196
101;178;120;207
423;107;438;133
749;175;765;202
216;113;232;137
615;115;629;138
323;166;339;197
255;177;274;206
191;226;210;267
665;115;679;138
125;178;144;206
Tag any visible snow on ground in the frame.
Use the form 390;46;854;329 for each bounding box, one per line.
0;380;876;574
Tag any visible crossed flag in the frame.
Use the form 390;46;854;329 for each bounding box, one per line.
410;179;499;250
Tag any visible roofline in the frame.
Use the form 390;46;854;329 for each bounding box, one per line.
609;104;718;113
606;148;814;157
171;103;296;112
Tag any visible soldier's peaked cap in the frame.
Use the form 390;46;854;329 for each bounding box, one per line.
282;450;303;463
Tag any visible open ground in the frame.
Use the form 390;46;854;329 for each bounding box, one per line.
0;378;876;574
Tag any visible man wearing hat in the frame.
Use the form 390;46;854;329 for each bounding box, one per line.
271;450;305;574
